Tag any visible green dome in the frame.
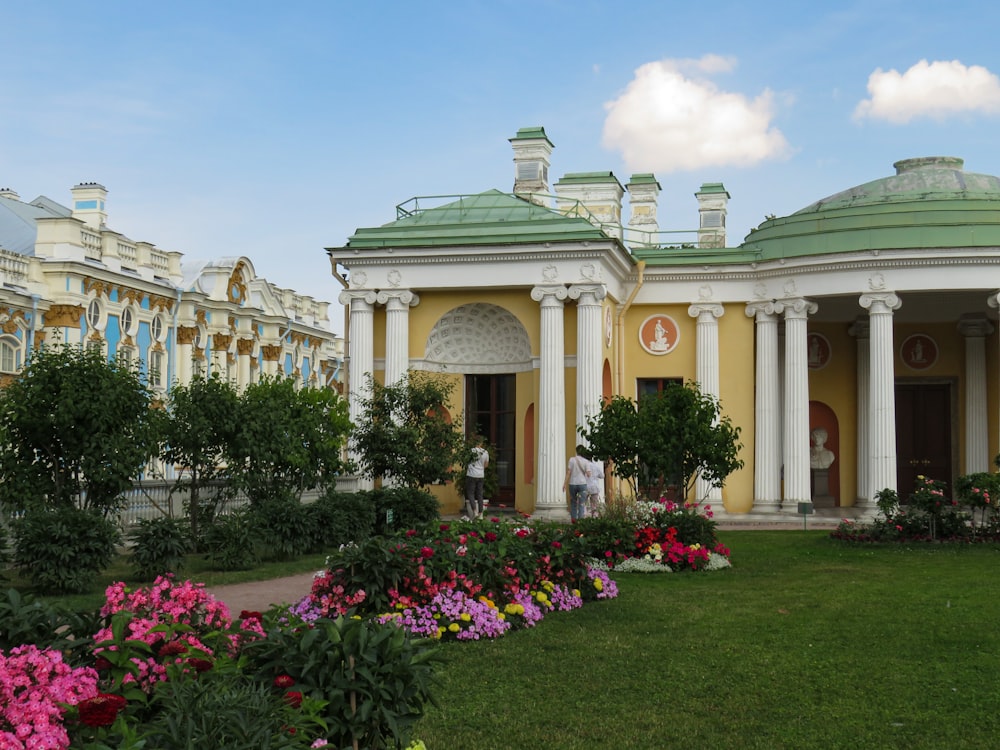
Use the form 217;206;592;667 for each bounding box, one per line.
794;157;1000;214
741;157;1000;259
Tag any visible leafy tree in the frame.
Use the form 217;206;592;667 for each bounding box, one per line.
582;381;744;502
159;374;240;545
0;344;159;514
352;372;465;488
228;375;352;503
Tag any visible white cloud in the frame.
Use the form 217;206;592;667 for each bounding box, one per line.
854;59;1000;123
601;56;790;173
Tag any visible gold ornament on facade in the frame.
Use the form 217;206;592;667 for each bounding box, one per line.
43;304;85;329
1;309;26;334
117;288;145;307
195;310;207;326
33;331;46;348
212;334;232;351
237;338;255;355
83;278;112;298
176;326;198;345
151;341;164;353
261;344;282;362
290;331;307;346
122;335;135;348
227;263;248;305
148;294;174;313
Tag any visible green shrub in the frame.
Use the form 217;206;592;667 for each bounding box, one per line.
12;506;120;593
369;487;439;535
251;498;310;562
0;521;8;577
203;507;263;571
303;490;375;551
572;515;636;561
128;517;191;580
0;587;100;660
243;612;442;749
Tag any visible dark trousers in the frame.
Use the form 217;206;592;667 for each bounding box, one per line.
465;476;485;515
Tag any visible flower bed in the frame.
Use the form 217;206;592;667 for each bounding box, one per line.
1;500;730;748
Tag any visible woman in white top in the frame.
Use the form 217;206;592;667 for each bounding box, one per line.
562;444;591;521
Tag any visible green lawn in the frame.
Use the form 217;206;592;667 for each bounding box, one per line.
415;531;1000;749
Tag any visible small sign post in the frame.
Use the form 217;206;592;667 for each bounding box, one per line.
797;501;814;530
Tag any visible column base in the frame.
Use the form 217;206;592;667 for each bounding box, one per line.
532;504;571;522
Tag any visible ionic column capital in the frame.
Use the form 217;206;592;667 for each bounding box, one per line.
338;289;378;307
688;301;724;320
531;285;569;305
774;297;818;319
376;289;420;308
745;300;776;319
859;291;901;314
567;284;607;306
957;313;995;338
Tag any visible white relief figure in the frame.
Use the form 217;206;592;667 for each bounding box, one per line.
649;319;670;352
808;336;821;366
912;338;925;363
810;427;835;470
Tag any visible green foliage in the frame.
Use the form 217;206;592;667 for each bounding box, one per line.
203;507;264;571
250;497;311;562
159;374;240;545
368;487;440;536
0;343;159;513
243;613;442;749
12;506;121;593
144;663;313;750
452;437;499;502
0;521;8;574
582;381;744;501
301;491;376;552
229;376;351;503
352;372;465;488
0;587;99;659
128;517;191;580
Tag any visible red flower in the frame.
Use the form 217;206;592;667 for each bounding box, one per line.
420;546;434;558
406;529;418;537
240;609;263;622
284;691;304;709
188;657;213;673
78;693;127;727
551;541;562;549
93;656;112;671
273;674;296;689
484;532;498;542
439;523;450;531
158;641;187;658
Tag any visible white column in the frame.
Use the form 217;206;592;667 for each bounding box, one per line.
568;284;606;441
775;297;817;512
746;301;781;512
377;290;419;387
959;314;994;473
531;285;569;520
860;291;901;498
849;318;872;510
236;339;253;390
339;289;378;491
689;301;724;504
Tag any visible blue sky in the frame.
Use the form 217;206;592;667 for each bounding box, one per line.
3;1;1000;334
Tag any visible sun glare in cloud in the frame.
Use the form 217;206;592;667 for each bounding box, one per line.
854;59;1000;124
602;55;790;173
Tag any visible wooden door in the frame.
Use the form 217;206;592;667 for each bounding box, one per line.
465;374;516;505
895;383;952;498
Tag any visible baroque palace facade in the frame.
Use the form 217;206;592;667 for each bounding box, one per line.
0;181;343;397
330;127;1000;520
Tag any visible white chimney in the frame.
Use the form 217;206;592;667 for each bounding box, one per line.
0;188;20;201
509;126;553;206
70;182;108;229
554;172;624;240
695;182;729;249
626;174;661;248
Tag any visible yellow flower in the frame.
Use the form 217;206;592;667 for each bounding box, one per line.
594;579;604;591
572;589;581;598
460;613;471;622
448;623;460;633
498;613;506;620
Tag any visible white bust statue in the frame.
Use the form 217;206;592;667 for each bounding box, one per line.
810;427;835;470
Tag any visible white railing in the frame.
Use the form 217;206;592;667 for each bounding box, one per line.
81;229;103;260
150;249;170;274
0;250;28;284
116;240;137;267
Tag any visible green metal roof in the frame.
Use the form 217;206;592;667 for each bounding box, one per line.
555;171;623;188
741;157;1000;259
627;173;661;188
509;126;553;147
342;189;610;250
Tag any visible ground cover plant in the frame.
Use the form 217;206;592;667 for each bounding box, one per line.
413;530;1000;749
